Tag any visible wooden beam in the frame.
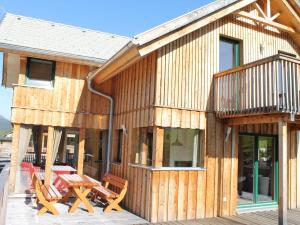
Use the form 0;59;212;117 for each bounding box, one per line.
254;2;267;18
152;127;164;167
236;11;296;33
281;0;300;24
77;128;86;175
44;126;54;186
266;0;271;18
225;114;290;126
271;12;281;21
8;123;20;193
278;121;288;225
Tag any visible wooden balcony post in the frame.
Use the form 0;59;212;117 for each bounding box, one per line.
152;127;164;167
44;126;54;186
8;123;20;193
278;121;288;225
77;128;85;175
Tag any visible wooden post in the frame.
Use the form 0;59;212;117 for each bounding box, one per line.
36;127;43;166
152;127;164;167
297;131;300;208
77;128;85;175
44;126;54;186
278;121;288;225
8;123;20;193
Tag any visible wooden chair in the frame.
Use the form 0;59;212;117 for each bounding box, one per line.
32;172;62;216
91;173;128;213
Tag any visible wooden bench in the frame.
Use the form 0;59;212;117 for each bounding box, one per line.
91;173;128;213
33;172;62;216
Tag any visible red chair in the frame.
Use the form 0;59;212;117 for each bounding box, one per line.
21;162;31;169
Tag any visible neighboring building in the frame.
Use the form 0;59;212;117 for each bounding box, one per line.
1;0;300;223
0;132;12;160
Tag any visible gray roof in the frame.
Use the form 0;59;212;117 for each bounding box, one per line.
134;0;239;45
0;13;131;64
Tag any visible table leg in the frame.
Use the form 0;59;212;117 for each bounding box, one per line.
69;187;94;213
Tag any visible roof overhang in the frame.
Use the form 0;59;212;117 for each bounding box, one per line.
0;42;106;67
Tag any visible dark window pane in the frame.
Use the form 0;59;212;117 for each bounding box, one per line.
26;58;55;87
116;130;123;163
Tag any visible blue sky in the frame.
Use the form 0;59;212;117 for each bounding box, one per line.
0;0;212;120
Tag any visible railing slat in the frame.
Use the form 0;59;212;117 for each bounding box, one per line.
214;54;300;117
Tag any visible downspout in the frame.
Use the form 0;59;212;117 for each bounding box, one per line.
87;78;113;174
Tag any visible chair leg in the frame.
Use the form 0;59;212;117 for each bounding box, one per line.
38;200;59;216
104;198;123;213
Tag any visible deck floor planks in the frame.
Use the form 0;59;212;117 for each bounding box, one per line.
6;196;300;225
137;210;300;225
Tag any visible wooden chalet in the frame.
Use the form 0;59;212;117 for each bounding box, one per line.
1;0;300;224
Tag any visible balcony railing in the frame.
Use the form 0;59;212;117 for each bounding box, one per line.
214;54;300;118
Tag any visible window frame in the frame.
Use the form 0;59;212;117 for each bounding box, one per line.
162;128;204;169
219;36;241;71
116;129;123;163
25;57;56;88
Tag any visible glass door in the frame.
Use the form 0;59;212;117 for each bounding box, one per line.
238;134;278;208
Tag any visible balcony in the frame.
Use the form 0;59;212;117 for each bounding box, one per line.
214;54;300;118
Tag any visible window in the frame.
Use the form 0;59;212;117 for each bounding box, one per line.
98;131;108;161
116;129;123;163
26;58;55;87
219;37;240;71
163;128;204;167
131;128;153;166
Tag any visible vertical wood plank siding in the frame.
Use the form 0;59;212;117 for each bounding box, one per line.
112;52;157;129
155;12;299;114
12;60;109;129
97;7;300;223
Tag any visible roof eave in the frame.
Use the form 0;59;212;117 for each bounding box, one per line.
89;41;139;85
0;42;106;67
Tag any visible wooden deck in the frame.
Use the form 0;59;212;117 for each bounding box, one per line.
5;196;147;225
5;194;300;225
137;210;300;225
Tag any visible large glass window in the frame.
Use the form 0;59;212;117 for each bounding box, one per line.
163;128;204;167
26;58;55;87
219;37;240;71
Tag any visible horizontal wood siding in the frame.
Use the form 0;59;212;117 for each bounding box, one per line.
156;8;300;112
12;60;109;129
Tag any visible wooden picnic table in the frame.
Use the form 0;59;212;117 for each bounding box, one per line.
52;166;77;189
59;174;99;213
52;165;77;174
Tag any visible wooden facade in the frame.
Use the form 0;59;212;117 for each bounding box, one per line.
11;58;109;129
88;3;300;223
4;0;300;224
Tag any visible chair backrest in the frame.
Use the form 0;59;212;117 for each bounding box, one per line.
103;173;128;190
33;172;44;187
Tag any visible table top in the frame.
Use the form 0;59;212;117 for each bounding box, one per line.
59;174;99;188
51;165;77;172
